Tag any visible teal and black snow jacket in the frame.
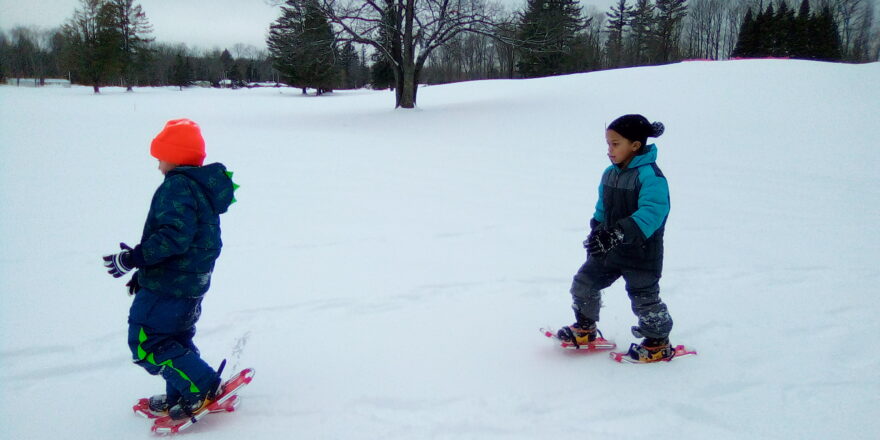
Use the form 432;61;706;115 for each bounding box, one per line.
131;163;236;298
593;144;670;272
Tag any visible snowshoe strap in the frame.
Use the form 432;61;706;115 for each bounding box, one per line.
627;343;643;360
560;327;580;349
216;359;227;379
212;359;228;398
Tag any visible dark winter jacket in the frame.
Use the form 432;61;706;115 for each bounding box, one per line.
592;144;670;272
130;163;235;298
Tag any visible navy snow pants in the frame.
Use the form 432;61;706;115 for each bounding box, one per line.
127;288;217;404
569;256;673;339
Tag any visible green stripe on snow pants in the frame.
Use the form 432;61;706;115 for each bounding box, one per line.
127;288;217;403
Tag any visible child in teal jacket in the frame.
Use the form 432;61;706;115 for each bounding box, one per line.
557;114;674;362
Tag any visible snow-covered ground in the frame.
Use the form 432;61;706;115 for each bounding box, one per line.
1;59;878;439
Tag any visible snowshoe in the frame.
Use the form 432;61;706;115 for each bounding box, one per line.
134;394;236;419
133;395;174;419
541;323;616;351
151;367;255;435
610;338;697;363
626;338;674;362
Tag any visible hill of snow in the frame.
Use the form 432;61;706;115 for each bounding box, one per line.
1;59;878;439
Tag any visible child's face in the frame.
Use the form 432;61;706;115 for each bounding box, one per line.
158;160;178;175
605;130;642;167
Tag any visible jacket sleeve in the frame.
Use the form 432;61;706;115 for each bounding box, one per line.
592;169;608;226
618;167;669;242
133;176;198;266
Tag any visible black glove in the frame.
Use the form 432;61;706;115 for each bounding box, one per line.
103;243;135;278
125;273;140;296
585;226;624;257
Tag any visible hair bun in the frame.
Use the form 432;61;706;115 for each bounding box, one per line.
650;121;665;138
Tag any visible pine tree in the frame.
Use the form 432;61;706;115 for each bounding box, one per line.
370;59;395;89
754;3;774;56
267;0;337;94
605;0;633;67
268;2;305;92
732;7;756;58
516;0;584;78
0;33;7;83
792;0;812;59
356;45;370;87
771;1;796;57
220;49;234;83
170;52;191;90
62;0;122;93
246;59;260;83
228;59;246;88
337;42;364;89
653;0;688;63
370;2;399;90
562;25;594;73
812;5;842;61
733;1;842;62
628;0;655;65
107;0;153;91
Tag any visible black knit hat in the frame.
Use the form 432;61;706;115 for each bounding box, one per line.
607;114;665;147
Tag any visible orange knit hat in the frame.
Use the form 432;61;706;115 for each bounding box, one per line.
150;119;206;166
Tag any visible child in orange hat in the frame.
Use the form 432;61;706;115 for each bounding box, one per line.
102;118;238;420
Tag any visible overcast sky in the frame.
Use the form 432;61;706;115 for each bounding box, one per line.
0;0;620;51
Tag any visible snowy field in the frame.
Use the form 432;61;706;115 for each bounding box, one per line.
1;59;878;439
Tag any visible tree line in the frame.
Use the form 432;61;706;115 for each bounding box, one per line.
266;0;878;108
0;1;272;92
0;0;289;92
2;0;878;103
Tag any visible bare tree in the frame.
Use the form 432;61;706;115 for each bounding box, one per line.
9;27;40;81
821;0;861;58
424;29;502;83
684;0;727;59
845;0;876;61
583;6;608;69
723;0;757;59
873;9;880;60
493;13;517;78
274;0;499;108
232;43;259;60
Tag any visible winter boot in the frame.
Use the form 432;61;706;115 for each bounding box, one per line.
148;394;174;414
167;378;222;420
626;337;674;363
133;394;177;418
556;321;599;348
166;359;229;420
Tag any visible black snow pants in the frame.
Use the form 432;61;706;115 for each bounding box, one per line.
569;256;673;339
